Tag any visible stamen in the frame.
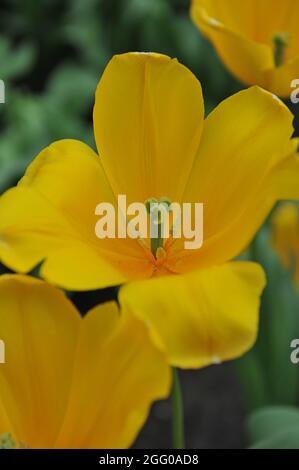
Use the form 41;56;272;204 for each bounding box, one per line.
137;237;149;250
0;432;15;449
144;196;172;258
272;32;290;67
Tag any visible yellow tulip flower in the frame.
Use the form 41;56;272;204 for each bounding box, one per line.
271;203;299;286
0;52;298;368
0;275;170;448
191;0;299;97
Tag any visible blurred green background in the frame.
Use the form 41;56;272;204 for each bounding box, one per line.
0;0;299;449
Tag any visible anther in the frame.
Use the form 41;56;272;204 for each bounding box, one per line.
273;32;290;67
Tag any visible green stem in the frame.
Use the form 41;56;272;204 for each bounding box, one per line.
171;368;185;449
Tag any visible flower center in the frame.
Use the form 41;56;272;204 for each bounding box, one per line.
272;32;290;67
144;196;172;258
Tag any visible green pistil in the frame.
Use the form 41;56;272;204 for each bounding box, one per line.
273;32;290;67
0;432;15;449
144;196;171;258
144;197;159;215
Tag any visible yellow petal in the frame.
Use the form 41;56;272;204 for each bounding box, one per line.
177;86;295;270
0;275;80;448
0;185;73;273
0;276;170;448
0;140;151;289
55;301;171;449
93;52;204;204
192;0;299;47
120;262;266;369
